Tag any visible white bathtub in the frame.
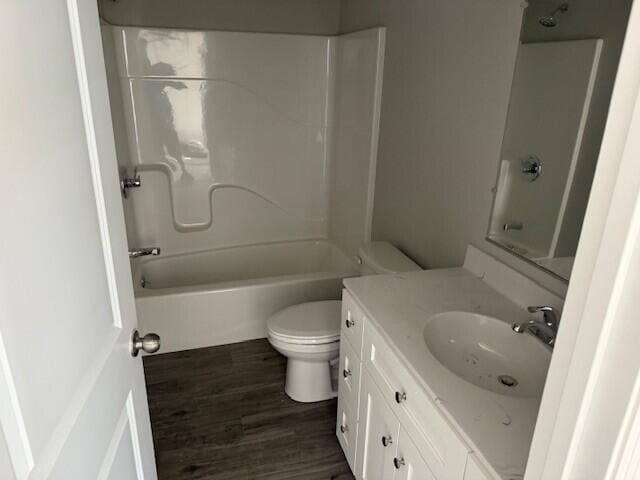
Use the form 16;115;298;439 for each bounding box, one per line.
133;240;358;353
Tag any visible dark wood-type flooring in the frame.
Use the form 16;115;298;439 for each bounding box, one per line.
143;339;354;480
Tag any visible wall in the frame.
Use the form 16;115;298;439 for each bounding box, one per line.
340;0;525;269
98;0;341;35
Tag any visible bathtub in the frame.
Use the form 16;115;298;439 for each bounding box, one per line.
133;240;358;353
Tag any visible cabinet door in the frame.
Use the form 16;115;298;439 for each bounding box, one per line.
356;370;400;480
394;427;437;480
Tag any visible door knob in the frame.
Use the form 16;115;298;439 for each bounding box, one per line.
131;330;160;357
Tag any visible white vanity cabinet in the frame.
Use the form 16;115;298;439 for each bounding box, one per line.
337;289;493;480
394;425;437;480
356;370;400;480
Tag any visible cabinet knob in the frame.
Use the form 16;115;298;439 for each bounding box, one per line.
381;435;393;447
395;391;407;404
343;369;352;378
393;457;405;469
345;318;355;328
340;424;348;434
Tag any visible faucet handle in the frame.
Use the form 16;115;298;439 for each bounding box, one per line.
527;305;559;330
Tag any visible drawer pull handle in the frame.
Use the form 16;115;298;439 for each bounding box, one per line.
340;424;348;434
393;457;405;469
381;435;393;447
343;369;352;378
345;318;355;328
395;391;407;404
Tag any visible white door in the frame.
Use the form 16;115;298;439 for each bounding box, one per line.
356;371;401;480
0;1;157;479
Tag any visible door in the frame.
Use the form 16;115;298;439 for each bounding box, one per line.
356;370;401;480
0;1;157;479
394;427;436;480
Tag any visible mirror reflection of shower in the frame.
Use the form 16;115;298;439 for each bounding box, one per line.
539;2;569;28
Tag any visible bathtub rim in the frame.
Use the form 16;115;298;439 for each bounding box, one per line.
131;238;359;297
134;269;358;298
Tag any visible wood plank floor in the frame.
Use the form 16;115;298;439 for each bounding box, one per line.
143;339;354;480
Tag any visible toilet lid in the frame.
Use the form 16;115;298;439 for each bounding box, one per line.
267;301;341;344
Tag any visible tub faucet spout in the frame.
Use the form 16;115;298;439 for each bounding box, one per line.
129;247;161;258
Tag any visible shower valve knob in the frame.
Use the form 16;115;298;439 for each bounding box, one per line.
131;330;161;357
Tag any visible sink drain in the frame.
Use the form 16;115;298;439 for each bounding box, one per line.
498;374;518;388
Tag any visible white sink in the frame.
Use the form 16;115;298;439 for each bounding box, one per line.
423;311;551;398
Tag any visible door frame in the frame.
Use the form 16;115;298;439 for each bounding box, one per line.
525;0;640;477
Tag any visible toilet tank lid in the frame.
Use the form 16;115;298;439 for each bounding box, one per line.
358;242;421;274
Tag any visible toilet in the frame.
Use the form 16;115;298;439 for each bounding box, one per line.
267;241;421;402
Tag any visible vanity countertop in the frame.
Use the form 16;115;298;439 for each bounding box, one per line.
344;266;546;480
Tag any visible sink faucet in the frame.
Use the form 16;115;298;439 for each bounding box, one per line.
128;247;161;258
512;305;559;347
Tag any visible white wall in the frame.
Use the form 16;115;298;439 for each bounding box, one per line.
98;0;341;35
328;28;385;259
340;0;525;269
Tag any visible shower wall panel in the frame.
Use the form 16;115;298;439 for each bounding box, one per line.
109;27;334;255
328;28;385;259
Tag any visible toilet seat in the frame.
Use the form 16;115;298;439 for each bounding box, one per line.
267;300;341;345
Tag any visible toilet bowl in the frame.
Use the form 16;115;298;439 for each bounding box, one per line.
267;241;421;403
268;301;341;403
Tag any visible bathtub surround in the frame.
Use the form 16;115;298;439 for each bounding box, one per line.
328;28;385;259
103;26;386;353
104;26;384;260
98;0;342;35
109;27;334;253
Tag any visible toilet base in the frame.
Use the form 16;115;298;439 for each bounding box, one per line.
285;358;337;403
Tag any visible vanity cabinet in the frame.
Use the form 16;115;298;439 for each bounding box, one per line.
355;370;400;480
337;289;492;480
395;425;437;480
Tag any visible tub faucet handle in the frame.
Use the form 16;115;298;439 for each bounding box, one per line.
129;247;160;258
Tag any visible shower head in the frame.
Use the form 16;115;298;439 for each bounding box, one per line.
538;2;569;28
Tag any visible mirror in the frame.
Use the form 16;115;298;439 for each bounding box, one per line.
486;0;632;281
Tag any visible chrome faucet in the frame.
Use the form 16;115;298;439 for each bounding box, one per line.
128;247;161;258
512;305;559;347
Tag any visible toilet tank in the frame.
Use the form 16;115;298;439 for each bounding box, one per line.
358;242;422;275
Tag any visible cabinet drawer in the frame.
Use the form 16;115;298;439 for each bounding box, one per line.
363;323;469;480
336;395;358;471
338;333;362;419
341;289;366;356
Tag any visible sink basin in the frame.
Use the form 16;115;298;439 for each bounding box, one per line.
423;311;551;398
